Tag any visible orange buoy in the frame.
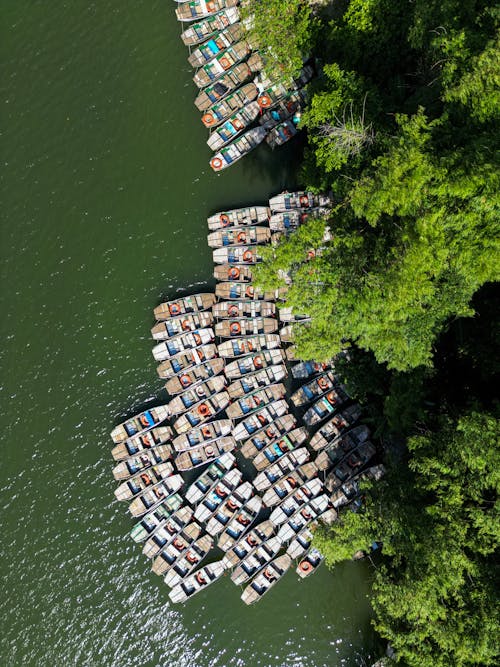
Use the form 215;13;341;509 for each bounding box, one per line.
228;304;239;317
227;499;238;510
180;374;192;387
198;403;210;416
247;534;257;546
169;303;181;316
140;473;151;486
220;213;230;226
243;250;253;262
233;118;244;130
327;391;336;404
258;94;272;108
229;267;240;279
211;156;223;171
245;286;254;297
181;319;191;331
193;332;202;346
318;376;328;390
201;426;212;438
140;414;150;427
253;356;263;368
299;560;313;573
196;572;207;585
237;231;246;244
202;112;215;127
265;427;275;439
186;551;197;564
230;321;241;335
220;56;231;69
299;195;309;207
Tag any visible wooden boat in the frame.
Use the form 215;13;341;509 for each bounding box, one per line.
142;508;197;559
192;467;242;517
213;263;253;282
253;447;310;492
217;334;281;358
151;311;213;340
129;493;184;543
208;225;271;249
111;426;173;461
286;526;313;560
168;561;226;604
241;554;291;605
290;360;330;380
278;306;310;323
175;0;238;23
114;463;174;502
172;418;233;452
194;57;261;111
224;349;284;378
172;391;230;434
165;358;225;395
303;386;350;426
256;81;291;112
213;299;275;319
227;364;287;399
269;479;325;526
259;90;305;129
154;293;216;321
239;414;297;459
330;464;385;509
223;519;276;569
231;536;282;585
269;191;333;213
188;23;242;67
207;102;261;151
252;427;309;471
215;282;282;301
216;317;278;338
290;371;340;407
213;244;263;265
152;328;214;362
210;495;263;542
112;445;173;481
208;205;269;231
324;442;377;490
180;7;240;47
110;405;170;444
297;548;324;578
312;424;370;463
174;436;236;471
194;41;251;89
227;384;286;420
163;535;214;588
151;523;204;576
210;127;268;172
128;474;184;517
233;400;289;441
279;325;294;345
156;344;218;380
262;462;319;507
184;451;236;503
266;118;300;149
309;406;363;451
269;207;328;232
276;494;332;543
167;376;227;416
195;480;254;524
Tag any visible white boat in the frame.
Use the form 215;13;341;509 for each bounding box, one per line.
163;535;215;588
276;495;332;543
239;414;297;459
231;536;283;585
111;425;173;461
269;191;332;213
156;344;218;380
172;418;233;452
207;101;262;151
128;474;184;517
223;519;276;569
212;299;275;318
216;317;278;338
232;400;289;441
192;470;245;522
152;328;214;362
167;376;227;417
164;358;225;395
168;561;226;604
154;293;216;321
209;495;263;542
114;463;174;502
188;23;242;67
269;479;325;526
180;7;240;47
210;127;268;172
303;386;350;426
151;311;214;340
241;554;291;605
262;462;319;507
224;349;285;378
290;371;340;407
193;41;251;89
309;406;363;451
112;445;173;481
129;493;184;543
184;451;237;505
213;244;265;265
142;510;199;560
297;548;324;578
227;364;287;399
174;436;236;471
194;480;253;525
172;391;230;434
175;0;239;23
217;334;281;358
226;384;286;420
110;405;170;444
252;427;309;471
253;447;310;492
207;205;269;230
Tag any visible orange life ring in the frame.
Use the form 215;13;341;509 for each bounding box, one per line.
154;487;165;499
211;156;223;171
167;522;176;533
186;551;197;564
140;415;150;427
169;303;180;316
228;304;239;317
193;333;202;346
198;403;210;416
299;195;309;207
140;434;151;446
180;374;192;387
286;100;295;113
301;213;308;223
220;213;230;227
205;446;214;457
201;426;212;438
215;485;227;498
173;537;183;549
299;560;313;573
181;319;191;331
237;231;246;243
206;1;215;12
243;250;253;262
141;473;151;486
196;572;207;585
253;356;263;368
220;56;231;69
245;286;254;297
327;392;336;404
265;427;275;439
140;454;150;465
233;118;244;130
258;94;272;108
286;477;297;488
257;412;267;424
203;112;215;127
229;267;240;279
247;340;254;351
302;509;312;520
230;321;241;335
227;499;238;510
253;395;261;406
263;568;274;580
247;534;257;546
318;376;328;390
237;514;250;525
196;385;206;397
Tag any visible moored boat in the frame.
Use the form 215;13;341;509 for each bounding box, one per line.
262;462;319;507
212;299;275;318
111;425;173;461
195;62;258;112
290;371;340;407
213;263;253;282
231;535;282;585
168;560;226;604
156;344;218;380
207;102;261;151
112;445;173;481
151;311;214;340
216;317;278;338
223;519;276;569
215;282;282;301
193;41;252;89
217;333;281;358
286;526;313;560
180;7;240;47
114;463;174;502
227;364;287;399
163;534;214;588
175;0;239;23
142;508;197;559
329;464;385;509
208;204;269;230
128;474;184;517
324;441;377;489
213;243;265;264
167;376;227;416
302;385;350;426
253;447;310;492
208;225;271;249
152;328;215;362
252;427;309;471
290;360;331;380
187;23;242;67
151;522;204;575
191;466;242;515
233;400;289;441
239;413;297;459
172;418;233;452
241;554;291;605
226;383;286;420
297;548;324;578
256;81;291;112
130;493;184;543
269;479;325;526
265;118;300;149
184;451;236;504
277;306;310;323
110;405;170;444
269;207;329;232
165;357;225;395
312;424;370;462
174;435;236;471
210;127;268;173
309;406;363;451
210;495;263;542
224;349;284;378
172;391;230;434
276;494;332;543
259;90;305;129
195;479;254;524
154;293;216;321
269;191;333;213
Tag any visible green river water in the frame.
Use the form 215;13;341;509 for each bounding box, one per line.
1;2;381;665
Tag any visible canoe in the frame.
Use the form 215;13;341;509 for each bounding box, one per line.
241;554;291;605
167;376;227;416
188;23;242;67
213;243;265;265
185;451;237;504
231;536;282;585
253;447;310;492
142;507;196;559
303;386;350;426
114;463;174;502
175;0;239;23
172;418;233;452
239;414;297;459
290;371;340;407
330;463;385;509
297;548;324;579
112;445;173;481
154;293;216;321
217;334;281;358
152;328;215;361
224;349;284;378
129;493;184;543
193;41;252;89
207;102;261;151
168;560;226;604
252;427;309;471
223;519;276;569
207;225;271;249
128;475;184;517
110;405;170;444
195;67;255;113
194;479;253;525
215;282;282;301
259;90;305;130
172;391;230;434
266;119;300;149
180;7;240;46
226;384;286;420
208;205;269;230
286;527;313;560
165;358;225;395
232;400;289;441
111;426;173;461
210;127;268;173
312;424;370;463
269;191;333;213
216;317;278;338
309;406;363;451
163;534;214;588
269;479;325;526
213;299;275;319
213;263;253;282
262;462;319;507
291;360;331;380
174;436;236;471
151;523;204;576
269;207;329;232
156;344;218;380
151;311;214;340
324;441;377;490
227;364;287;399
210;495;263;542
276;494;332;543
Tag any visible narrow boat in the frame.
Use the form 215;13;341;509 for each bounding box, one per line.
175;0;239;23
151;311;214;340
324;441;377;489
172;391;230;434
154;293;216;321
213;299;275;318
208;225;271;249
174;436;236;471
165;358;225;395
277;307;310;323
129;493;184;543
266;118;300;149
252;427;309;471
152;328;215;362
185;451;236;505
297;548;324;578
259;91;305;130
269;191;333;213
168;561;226;604
195;480;254;524
213;263;253;282
156;344;218;380
302;386;350;426
110;405;170;444
111;425;173;461
290;360;330;380
194;58;261;112
172;418;233;452
276;494;332;543
189;468;244;516
223;519;276;569
269;479;325;526
167;376;227;417
180;7;240;47
142;509;198;559
217;334;281;358
329;464;385;509
239;414;297;459
112;445;173;481
286;526;313;560
290;371;340;407
262;462;319;507
241;554;291;605
224;349;284;378
163;535;214;588
151;523;204;576
269;207;329;232
231;536;282;585
233;400;289;441
128;474;184;518
193;41;252;89
209;495;262;541
114;463;174;502
309;406;363;451
227;384;286;420
253;447;310;492
187;23;242;67
208;204;269;230
256;81;291;112
207;102;261;151
213;243;265;265
227;364;287;399
210;127;268;173
215;282;281;301
312;424;370;461
216;317;278;338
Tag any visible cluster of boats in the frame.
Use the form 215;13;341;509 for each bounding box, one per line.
171;0;313;171
110;191;384;604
